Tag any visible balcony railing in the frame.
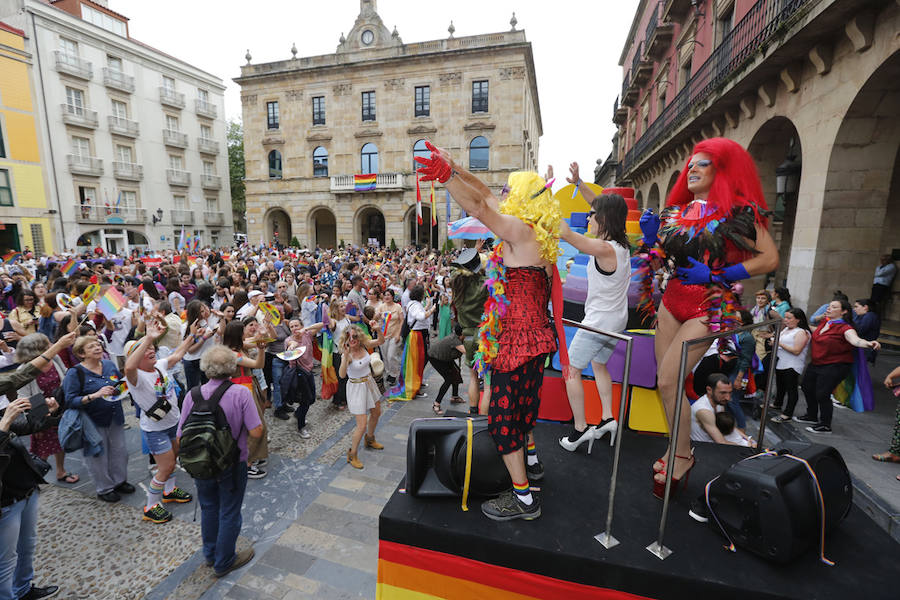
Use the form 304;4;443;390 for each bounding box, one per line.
613;96;628;126
61;104;98;129
102;68;135;93
200;174;222;189
195;99;217;118
622;0;812;175
630;41;645;79
77;203;146;224
645;1;675;58
67;154;103;176
204;211;226;226
107;115;139;138
330;173;406;193
171;209;194;224
197;137;219;154
159;87;185;109
163;129;189;148
112;161;143;181
54;51;92;80
166;169;191;186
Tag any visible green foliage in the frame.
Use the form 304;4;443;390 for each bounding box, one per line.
290;236;300;248
442;238;455;253
389;238;397;251
227;120;246;232
339;239;345;249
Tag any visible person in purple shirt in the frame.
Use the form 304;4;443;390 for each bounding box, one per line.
179;272;197;304
177;345;262;578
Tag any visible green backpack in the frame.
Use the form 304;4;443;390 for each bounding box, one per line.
178;381;238;479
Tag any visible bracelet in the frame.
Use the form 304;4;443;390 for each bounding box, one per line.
447;169;458;184
39;354;50;362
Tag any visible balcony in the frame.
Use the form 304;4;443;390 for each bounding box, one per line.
159;87;185;109
663;0;693;21
645;2;675;59
330;173;406;194
171;209;194;225
621;71;639;107
200;174;222;189
632;43;653;86
61;104;98;129
166;169;191;187
197;137;220;155
54;51;92;80
163;129;189;148
204;211;226;226
613;97;629;126
77;203;146;224
112;161;143;181
102;68;135;93
195;99;217;119
107;115;139;138
67;154;103;177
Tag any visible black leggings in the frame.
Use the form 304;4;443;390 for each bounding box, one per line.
430;358;461;406
800;362;851;427
775;368;801;415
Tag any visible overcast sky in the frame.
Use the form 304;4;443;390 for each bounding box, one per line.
122;0;637;181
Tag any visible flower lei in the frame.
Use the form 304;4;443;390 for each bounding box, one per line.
473;242;509;378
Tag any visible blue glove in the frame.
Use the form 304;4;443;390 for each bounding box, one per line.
675;257;713;285
639;208;661;247
718;262;750;283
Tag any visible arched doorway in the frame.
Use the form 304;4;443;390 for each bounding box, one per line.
748;117;802;288
647;183;660;211
309;206;336;249
266;208;291;247
665;170;680;204
635;190;643;209
357;206;385;248
405;206;438;249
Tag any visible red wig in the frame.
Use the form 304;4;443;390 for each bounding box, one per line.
666;138;768;217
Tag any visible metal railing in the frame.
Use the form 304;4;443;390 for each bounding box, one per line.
646;316;782;560
621;70;631;104
645;2;661;47
630;41;645;78
77;203;146;223
622;0;812;175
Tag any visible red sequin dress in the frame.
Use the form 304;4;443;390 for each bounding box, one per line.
492;266;557;372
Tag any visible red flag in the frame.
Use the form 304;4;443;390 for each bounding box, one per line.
415;172;423;226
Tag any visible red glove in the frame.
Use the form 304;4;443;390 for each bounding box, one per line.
414;140;453;183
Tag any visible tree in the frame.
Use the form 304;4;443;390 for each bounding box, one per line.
389;238;397;251
290;236;300;248
227;120;246;233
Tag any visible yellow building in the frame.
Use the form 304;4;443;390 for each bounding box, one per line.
0;20;54;254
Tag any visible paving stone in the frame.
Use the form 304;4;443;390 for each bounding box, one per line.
302;558;375;597
282;574;321;593
297;503;379;545
259;545;316;575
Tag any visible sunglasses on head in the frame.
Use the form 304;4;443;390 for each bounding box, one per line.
687;159;713;169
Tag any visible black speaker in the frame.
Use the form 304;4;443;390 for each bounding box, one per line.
406;416;510;498
706;440;852;563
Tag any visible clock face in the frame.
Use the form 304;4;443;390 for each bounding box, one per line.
361;30;374;45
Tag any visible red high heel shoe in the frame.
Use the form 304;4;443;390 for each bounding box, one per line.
652;453;696;500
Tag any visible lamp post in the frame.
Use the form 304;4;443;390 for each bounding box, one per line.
151;208;164;225
774;139;801;287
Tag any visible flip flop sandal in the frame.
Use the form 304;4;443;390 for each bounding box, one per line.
432;403;444;415
872;452;900;463
450;396;466;404
57;472;80;484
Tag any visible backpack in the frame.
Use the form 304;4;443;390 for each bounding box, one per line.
178;381;237;480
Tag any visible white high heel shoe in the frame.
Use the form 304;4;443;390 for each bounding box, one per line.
594;418;618;446
559;425;598;454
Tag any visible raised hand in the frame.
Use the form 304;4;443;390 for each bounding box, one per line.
639;208;661;247
544;165;554;181
567;162;580;185
414;141;453;183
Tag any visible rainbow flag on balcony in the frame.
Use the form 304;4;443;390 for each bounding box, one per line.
354;173;376;192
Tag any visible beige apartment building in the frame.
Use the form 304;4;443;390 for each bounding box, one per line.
235;0;541;249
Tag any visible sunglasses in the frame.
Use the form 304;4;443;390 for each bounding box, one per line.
587;210;596;220
687;159;713;169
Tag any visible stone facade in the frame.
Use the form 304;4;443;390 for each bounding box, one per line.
236;0;542;249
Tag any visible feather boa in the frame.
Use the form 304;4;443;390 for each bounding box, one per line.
473;243;509;377
634;247;665;326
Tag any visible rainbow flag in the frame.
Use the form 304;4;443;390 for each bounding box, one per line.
319;330;339;399
2;251;22;265
354;173;376;192
60;259;78;276
96;286;127;319
387;330;425;401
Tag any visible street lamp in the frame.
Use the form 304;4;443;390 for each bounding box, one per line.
775;139;801;195
151;208;164;225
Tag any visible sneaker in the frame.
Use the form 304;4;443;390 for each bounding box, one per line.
273;408;290;420
142;503;173;524
97;491;121;503
414;391;428;399
162;487;193;503
832;400;849;410
688;496;710;523
793;414;817;424
806;424;832;434
213;547;255;578
298;427;311;439
254;459;268;468
17;584;60;600
420;382;429;389
247;465;267;479
114;481;135;494
526;460;544;482
770;414;792;424
481;490;541;521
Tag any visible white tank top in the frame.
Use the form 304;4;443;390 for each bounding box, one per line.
690;395;724;443
346;352;371;379
582;240;631;332
776;327;809;374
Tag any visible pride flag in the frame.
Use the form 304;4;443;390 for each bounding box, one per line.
354;174;376;192
60;259;78;276
388;330;426;401
96;286;127;319
2;251;22;265
319;330;339;399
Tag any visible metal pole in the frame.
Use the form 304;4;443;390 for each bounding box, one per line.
755;320;782;451
647;338;690;560
596;336;633;550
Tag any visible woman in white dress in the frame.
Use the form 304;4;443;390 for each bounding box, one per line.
338;324;385;470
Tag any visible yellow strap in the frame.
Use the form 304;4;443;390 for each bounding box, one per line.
461;418;474;511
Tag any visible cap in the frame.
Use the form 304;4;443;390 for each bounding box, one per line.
124;339;145;358
248;290;264;299
451;248;482;273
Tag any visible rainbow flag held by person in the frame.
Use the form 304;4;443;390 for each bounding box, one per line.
319;330;339;399
2;251;22;265
832;348;874;412
96;286;127;319
60;259;78;276
387;330;426;401
354;174;377;192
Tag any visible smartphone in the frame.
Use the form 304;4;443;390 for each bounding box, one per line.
28;392;49;420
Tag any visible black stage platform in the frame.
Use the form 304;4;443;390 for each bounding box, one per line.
379;423;899;600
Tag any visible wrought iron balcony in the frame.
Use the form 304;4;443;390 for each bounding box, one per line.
204;211;226;226
54;51;92;80
200;174;222;189
77;203;146;224
159;87;185;109
67;154;103;176
645;1;675;59
613;97;629;126
171;209;194;225
197;137;220;155
330;173;406;193
102;68;135;93
61;104;98;129
166;169;191;187
195;99;217;119
163;129;189;148
107;115;139;138
112;161;143;181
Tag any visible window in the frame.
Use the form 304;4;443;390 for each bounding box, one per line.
162;76;176;92
361;91;375;121
173;195;186;210
268;150;282;178
203;161;216;176
111;99;128;119
119;190;136;208
717;4;735;46
200;124;212;141
414;85;430;117
267;101;279;130
206;197;218;212
469;136;489;171
0;121;5;158
71;136;91;157
78;186;96;210
29;224;45;254
65;87;84;115
198;89;209;102
168;154;184;171
0;169;12;206
313;146;328;177
312;96;325;125
82;4;127;36
210;232;219;248
59;38;78;59
360;143;378;173
472;80;489;113
107;55;123;71
115;144;133;163
413;139;430;172
166;114;180;131
679;61;691;91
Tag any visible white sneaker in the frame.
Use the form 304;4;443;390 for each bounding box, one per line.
298;427;311;439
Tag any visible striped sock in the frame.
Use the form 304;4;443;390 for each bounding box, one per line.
164;476;176;495
513;480;533;505
146;477;164;510
526;441;538;466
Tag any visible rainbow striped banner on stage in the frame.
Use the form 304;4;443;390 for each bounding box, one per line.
96;286;127;319
354;173;377;191
60;259;78;276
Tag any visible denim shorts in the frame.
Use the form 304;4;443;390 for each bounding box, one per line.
144;425;178;455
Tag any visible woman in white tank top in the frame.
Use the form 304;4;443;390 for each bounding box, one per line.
770;308;811;422
338;324;386;470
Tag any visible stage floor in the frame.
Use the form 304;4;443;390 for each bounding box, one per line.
379;423;899;600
